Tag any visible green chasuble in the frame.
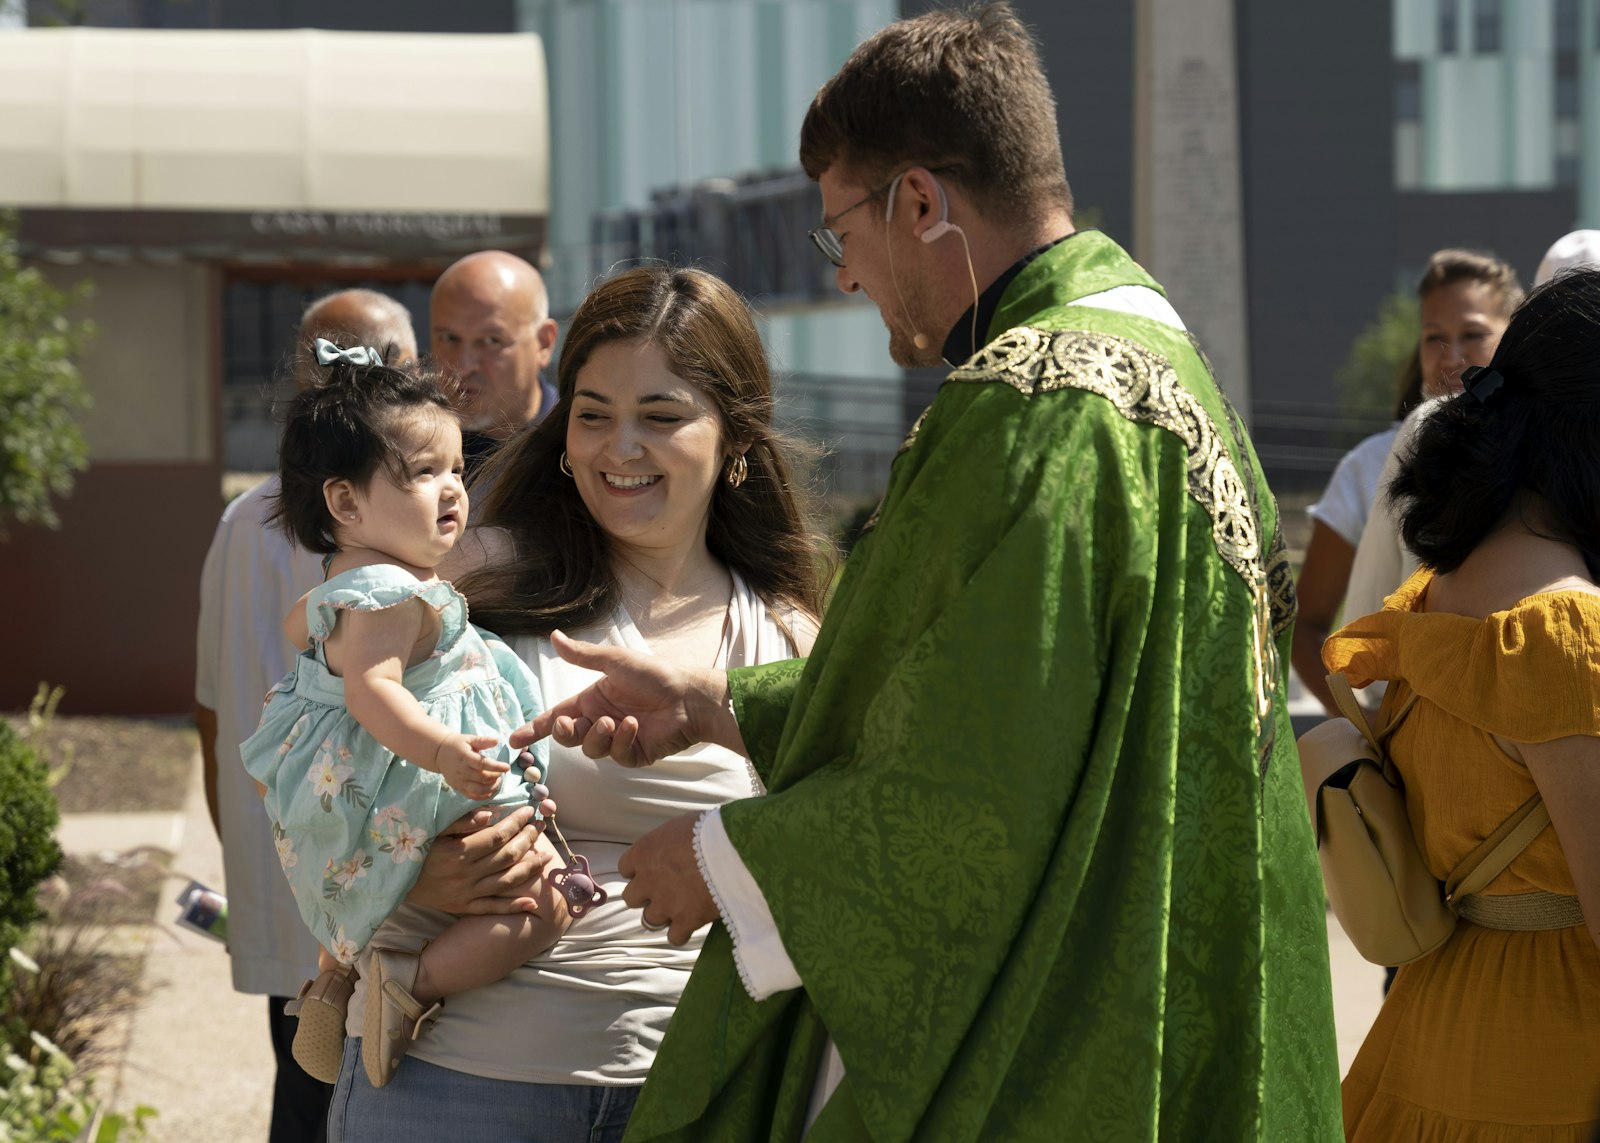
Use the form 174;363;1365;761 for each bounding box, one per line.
624;232;1342;1142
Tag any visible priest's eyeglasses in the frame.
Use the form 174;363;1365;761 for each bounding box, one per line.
808;179;895;268
808;167;956;269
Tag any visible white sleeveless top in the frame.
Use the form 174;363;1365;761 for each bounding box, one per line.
345;569;810;1085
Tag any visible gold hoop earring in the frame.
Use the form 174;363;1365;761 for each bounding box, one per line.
559;451;573;477
726;453;748;488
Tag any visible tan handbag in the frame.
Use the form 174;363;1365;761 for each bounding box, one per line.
1297;674;1555;966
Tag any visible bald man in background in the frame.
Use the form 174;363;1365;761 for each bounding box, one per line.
195;288;417;1143
429;250;560;478
293;288;418;387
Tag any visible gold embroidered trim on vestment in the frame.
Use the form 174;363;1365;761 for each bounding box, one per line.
943;326;1288;771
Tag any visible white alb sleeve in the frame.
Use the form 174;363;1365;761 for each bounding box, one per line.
693;807;802;1000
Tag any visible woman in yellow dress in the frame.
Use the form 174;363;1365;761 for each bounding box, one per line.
1324;268;1600;1141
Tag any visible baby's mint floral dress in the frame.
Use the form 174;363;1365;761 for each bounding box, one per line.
242;564;545;964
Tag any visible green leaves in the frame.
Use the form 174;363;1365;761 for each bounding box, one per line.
0;213;94;538
1336;292;1419;419
0;716;62;957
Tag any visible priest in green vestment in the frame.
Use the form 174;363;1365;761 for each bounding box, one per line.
521;5;1342;1140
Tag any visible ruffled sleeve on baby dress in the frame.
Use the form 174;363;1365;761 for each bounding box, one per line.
1324;568;1600;743
307;564;468;655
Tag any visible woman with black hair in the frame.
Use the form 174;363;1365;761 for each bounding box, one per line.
1323;269;1600;1140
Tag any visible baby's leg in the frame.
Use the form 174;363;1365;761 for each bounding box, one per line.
410;829;573;1002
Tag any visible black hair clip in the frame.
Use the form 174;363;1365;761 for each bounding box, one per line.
1462;365;1505;406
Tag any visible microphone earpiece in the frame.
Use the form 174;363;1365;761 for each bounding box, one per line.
884;169;954;356
888;171;958;244
920;176;957;244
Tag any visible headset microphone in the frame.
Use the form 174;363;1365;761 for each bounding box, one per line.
886;170;979;355
917;180;961;244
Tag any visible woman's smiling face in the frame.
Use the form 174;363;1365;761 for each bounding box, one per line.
566;337;729;559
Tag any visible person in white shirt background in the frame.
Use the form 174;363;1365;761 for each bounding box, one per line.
1294;249;1520;713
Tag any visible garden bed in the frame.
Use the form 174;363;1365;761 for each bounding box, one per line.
3;714;196;814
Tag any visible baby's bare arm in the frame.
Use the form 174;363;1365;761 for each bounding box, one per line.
336;601;508;799
283;590;313;651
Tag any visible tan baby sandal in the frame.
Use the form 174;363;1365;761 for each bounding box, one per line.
361;946;441;1088
287;963;356;1084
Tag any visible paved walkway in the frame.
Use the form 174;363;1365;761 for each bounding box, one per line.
57;737;1385;1141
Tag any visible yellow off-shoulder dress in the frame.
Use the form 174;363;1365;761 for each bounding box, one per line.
1323;570;1600;1141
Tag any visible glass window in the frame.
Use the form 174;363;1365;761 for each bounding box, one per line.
1472;0;1501;53
1557;57;1580;117
1556;153;1580;188
1438;0;1459;53
1396;61;1422;120
1556;0;1580;51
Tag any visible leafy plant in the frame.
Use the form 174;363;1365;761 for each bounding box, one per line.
0;689;159;1140
1337;291;1419;418
832;498;878;557
0;211;95;537
21;684;74;789
0;718;63;968
5;871;152;1068
2;685;151;1069
1;951;154;1142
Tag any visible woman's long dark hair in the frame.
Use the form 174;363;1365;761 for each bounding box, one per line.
1391;267;1600;578
460;266;833;635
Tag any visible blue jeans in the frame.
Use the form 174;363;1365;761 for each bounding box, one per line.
327;1039;640;1143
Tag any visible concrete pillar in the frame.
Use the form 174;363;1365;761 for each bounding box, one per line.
1133;0;1252;413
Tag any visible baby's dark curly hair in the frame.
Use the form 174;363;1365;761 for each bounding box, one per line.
270;341;460;554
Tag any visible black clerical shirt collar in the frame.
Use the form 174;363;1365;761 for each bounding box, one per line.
941;233;1076;366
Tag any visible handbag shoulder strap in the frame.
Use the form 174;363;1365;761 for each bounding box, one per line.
1445;793;1551;904
1325;674;1421;756
1325;673;1551;904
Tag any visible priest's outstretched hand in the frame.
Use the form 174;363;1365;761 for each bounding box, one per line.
511;630;746;767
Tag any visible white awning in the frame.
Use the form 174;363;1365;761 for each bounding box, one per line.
0;27;548;216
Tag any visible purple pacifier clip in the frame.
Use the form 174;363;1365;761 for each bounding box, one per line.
518;750;608;917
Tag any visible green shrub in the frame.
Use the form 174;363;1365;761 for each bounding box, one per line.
1337;291;1419;418
831;498;879;558
0;210;95;538
0;963;154;1142
0;719;62;968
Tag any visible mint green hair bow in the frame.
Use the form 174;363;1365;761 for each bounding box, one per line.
314;337;383;368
